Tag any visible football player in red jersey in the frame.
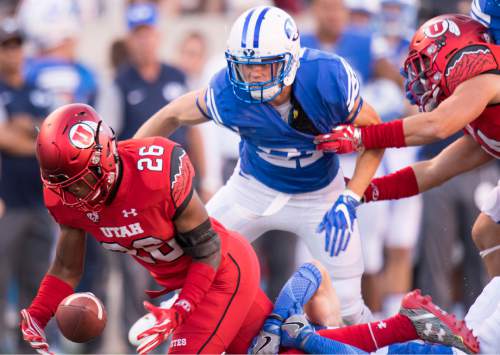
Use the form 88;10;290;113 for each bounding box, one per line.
19;103;273;354
314;14;500;277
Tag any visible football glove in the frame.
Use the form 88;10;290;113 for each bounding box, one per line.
314;125;362;154
248;314;283;354
136;301;179;355
317;190;361;257
20;309;53;355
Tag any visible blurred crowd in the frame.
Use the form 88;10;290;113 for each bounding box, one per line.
0;0;498;353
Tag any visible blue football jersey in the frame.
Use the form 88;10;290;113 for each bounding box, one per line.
471;0;500;43
204;48;361;194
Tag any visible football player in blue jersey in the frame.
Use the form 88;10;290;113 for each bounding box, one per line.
135;6;384;324
471;0;500;43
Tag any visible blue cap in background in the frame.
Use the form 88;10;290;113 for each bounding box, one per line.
127;3;158;31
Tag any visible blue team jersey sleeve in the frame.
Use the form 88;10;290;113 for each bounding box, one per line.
471;0;500;43
314;53;362;125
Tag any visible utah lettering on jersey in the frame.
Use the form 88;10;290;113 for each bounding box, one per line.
100;222;144;238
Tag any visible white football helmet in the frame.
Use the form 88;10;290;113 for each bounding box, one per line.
225;6;301;103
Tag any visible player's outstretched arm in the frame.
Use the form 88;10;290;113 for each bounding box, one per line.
363;135;493;203
137;191;222;354
20;225;85;354
401;73;500;145
134;88;210;139
318;99;384;257
315;74;500;151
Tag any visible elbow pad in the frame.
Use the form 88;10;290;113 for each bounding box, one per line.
175;219;221;259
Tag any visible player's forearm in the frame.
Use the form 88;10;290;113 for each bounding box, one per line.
175;257;218;321
402;112;453;145
347;148;384;197
134;90;208;139
48;228;87;288
28;274;74;328
174;219;221;320
359;109;452;150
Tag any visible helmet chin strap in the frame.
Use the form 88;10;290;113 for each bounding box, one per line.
251;84;282;101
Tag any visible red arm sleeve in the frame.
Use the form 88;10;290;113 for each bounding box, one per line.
361;120;407;149
363;166;419;202
27;275;74;328
173;260;217;322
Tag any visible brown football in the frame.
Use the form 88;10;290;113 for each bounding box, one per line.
55;292;107;343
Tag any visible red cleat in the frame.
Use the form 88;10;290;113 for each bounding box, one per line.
399;289;479;354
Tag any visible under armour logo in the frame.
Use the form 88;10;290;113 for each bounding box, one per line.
122;208;138;218
243;48;255;57
377;321;387;329
424;323;433;337
86;211;99;223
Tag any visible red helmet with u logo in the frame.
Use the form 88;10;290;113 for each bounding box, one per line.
36;103;119;211
403;14;492;111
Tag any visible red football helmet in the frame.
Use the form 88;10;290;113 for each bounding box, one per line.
403;14;491;111
36;103;119;211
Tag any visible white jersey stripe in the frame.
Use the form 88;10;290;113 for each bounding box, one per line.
209;88;224;126
471;0;491;26
340;58;360;112
206;87;222;126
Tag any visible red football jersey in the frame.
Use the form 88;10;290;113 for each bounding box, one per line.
465;105;500;159
44;137;229;291
441;43;500;159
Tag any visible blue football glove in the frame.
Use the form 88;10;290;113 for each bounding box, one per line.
400;67;418;105
248;314;282;354
317;190;361;257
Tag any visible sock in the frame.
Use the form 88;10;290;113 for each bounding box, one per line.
317;314;418;352
273;263;322;319
388;341;454;354
303;333;367;354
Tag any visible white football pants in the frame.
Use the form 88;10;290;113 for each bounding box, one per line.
464;276;500;354
206;165;372;324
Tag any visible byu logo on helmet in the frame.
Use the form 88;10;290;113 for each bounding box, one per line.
243;48;255;57
69;122;96;149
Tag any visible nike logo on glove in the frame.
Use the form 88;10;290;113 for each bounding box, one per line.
256;336;272;352
283;321;305;334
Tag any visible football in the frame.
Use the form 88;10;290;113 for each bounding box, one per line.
55;292;107;343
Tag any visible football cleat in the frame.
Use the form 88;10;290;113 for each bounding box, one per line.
399;289;479;354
